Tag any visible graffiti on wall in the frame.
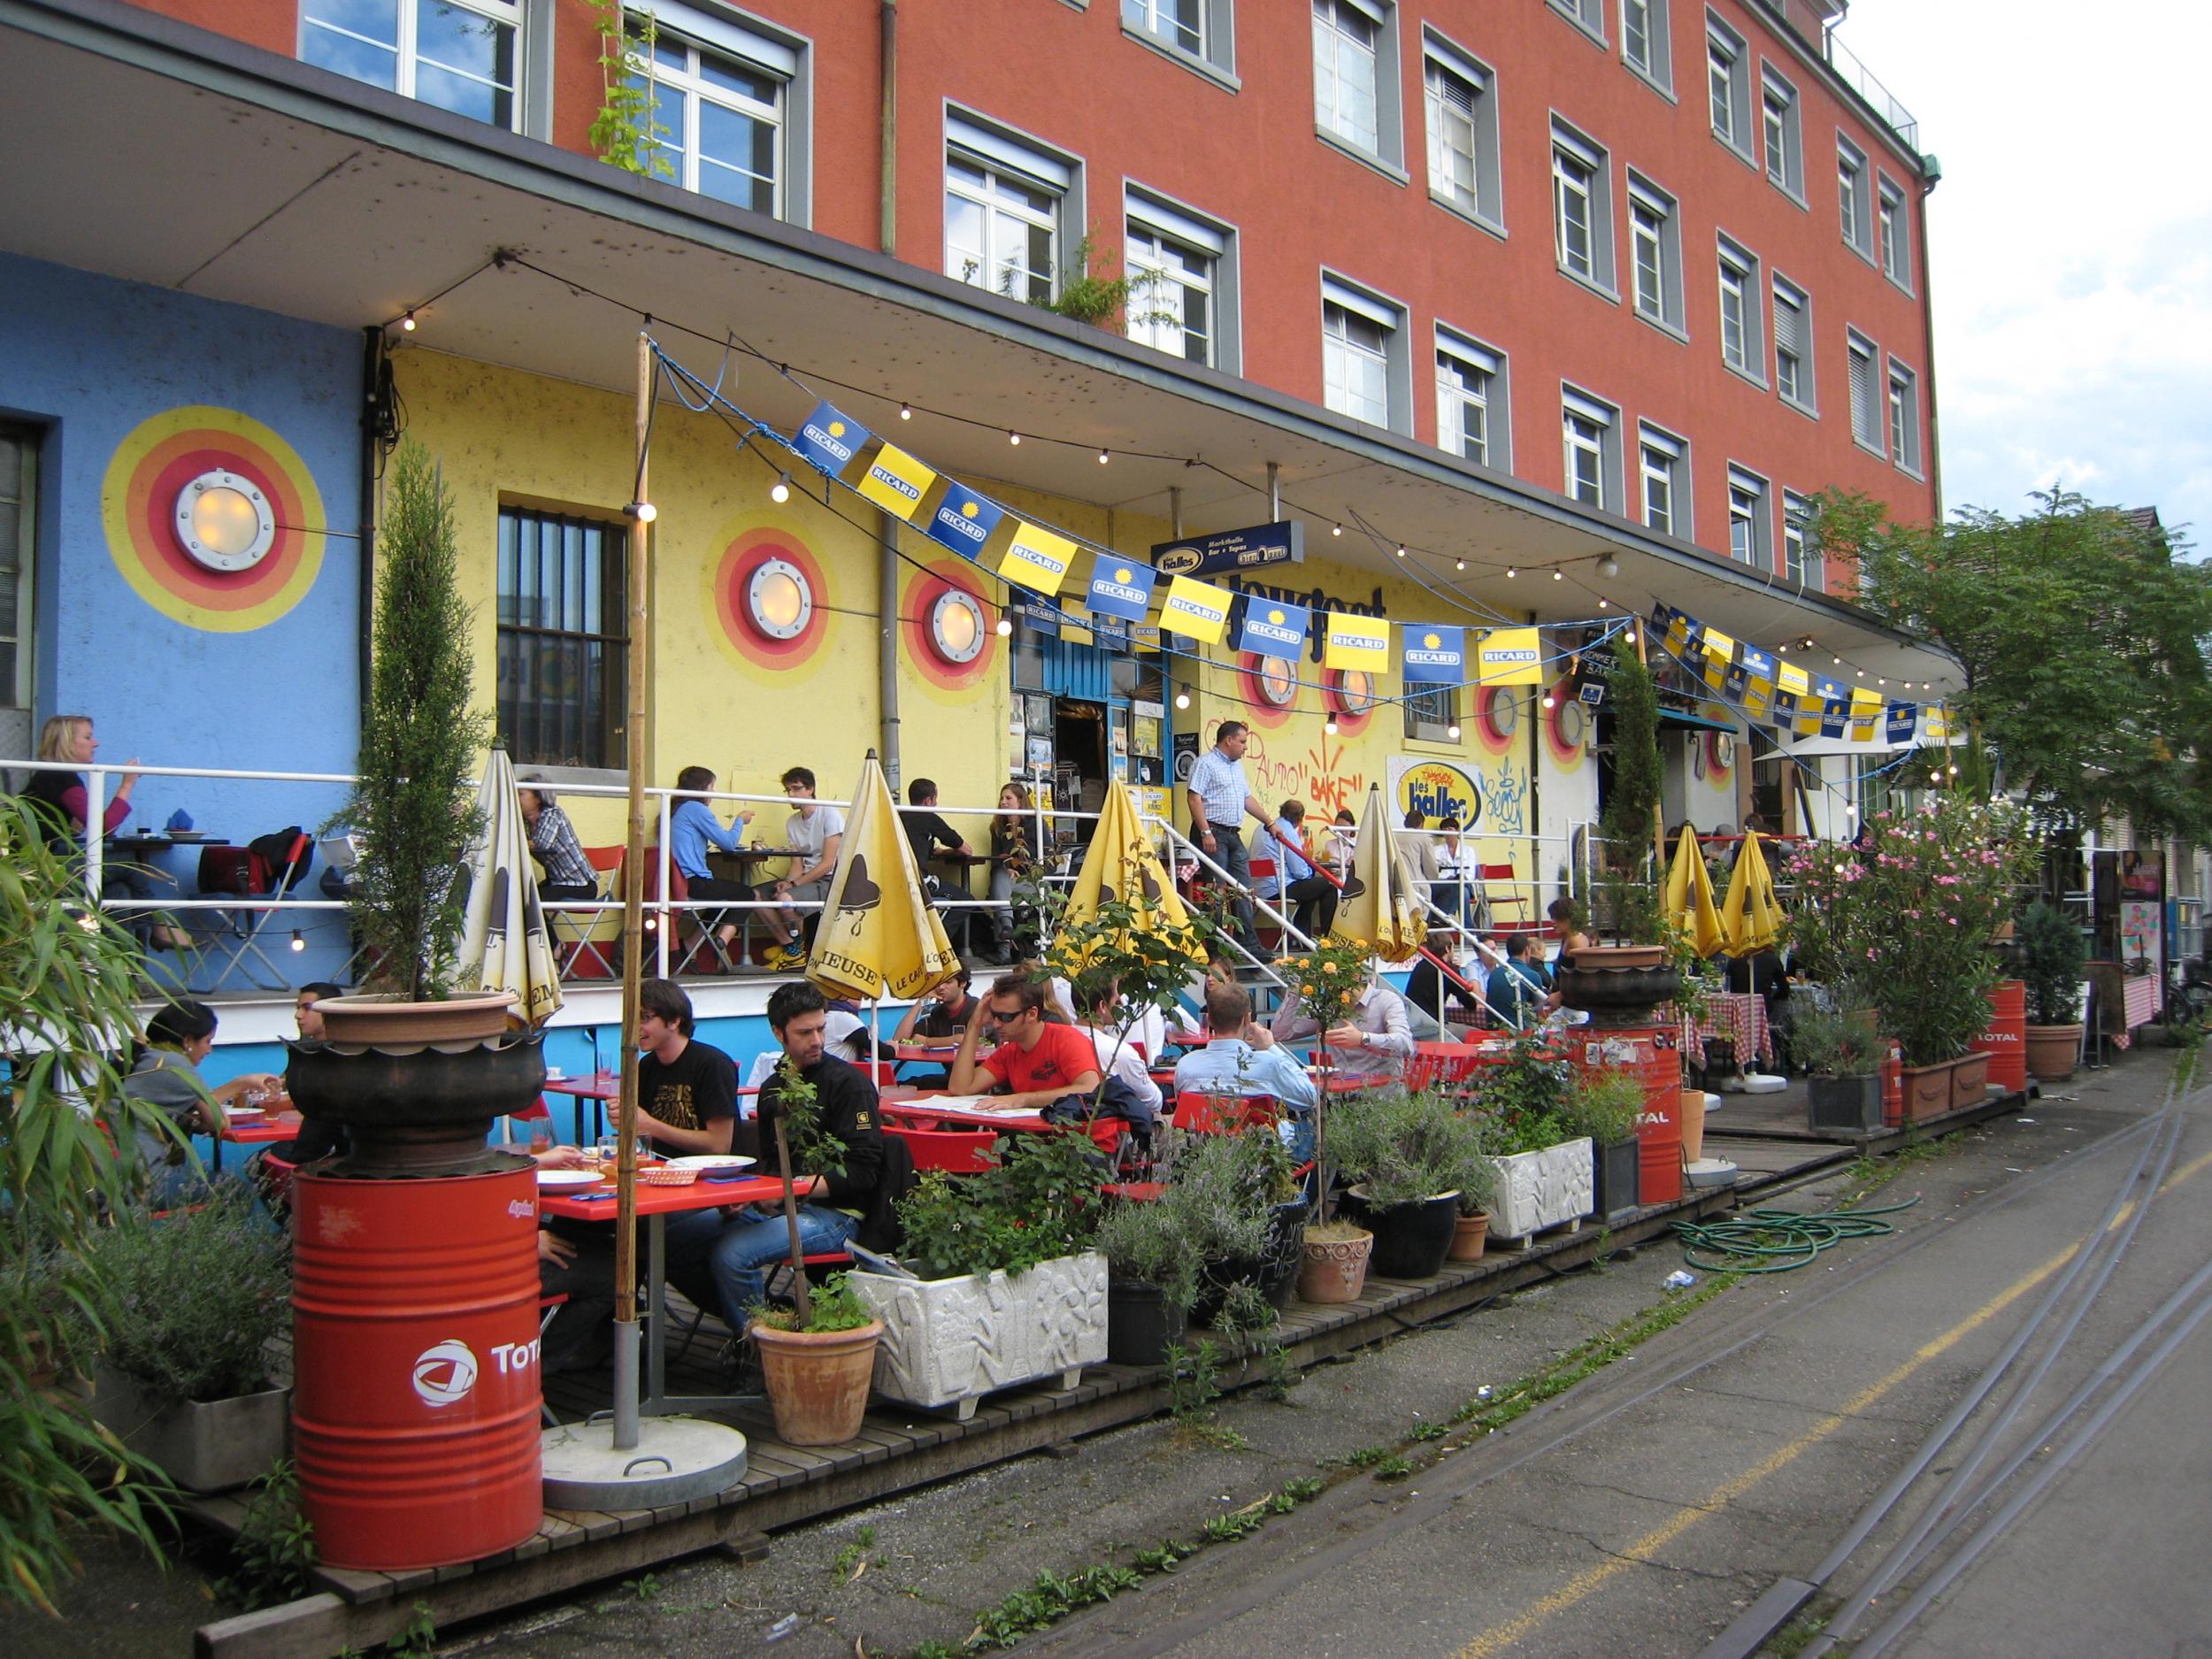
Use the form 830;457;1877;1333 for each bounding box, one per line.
1485;760;1532;838
1240;726;1368;819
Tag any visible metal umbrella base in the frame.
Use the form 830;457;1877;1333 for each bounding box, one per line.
540;1322;749;1509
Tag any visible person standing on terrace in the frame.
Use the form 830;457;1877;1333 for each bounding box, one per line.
1187;720;1271;957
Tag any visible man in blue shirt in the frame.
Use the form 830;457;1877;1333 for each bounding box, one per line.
1173;982;1318;1159
1485;933;1554;1031
1251;798;1338;942
1186;721;1271;955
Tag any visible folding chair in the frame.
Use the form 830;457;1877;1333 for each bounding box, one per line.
551;846;625;979
639;855;738;975
1478;860;1532;929
192;831;313;993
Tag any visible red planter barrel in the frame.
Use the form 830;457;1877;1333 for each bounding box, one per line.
1574;1025;1681;1205
1977;979;2027;1094
292;1165;544;1571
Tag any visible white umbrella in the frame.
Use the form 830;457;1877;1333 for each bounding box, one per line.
458;742;564;1028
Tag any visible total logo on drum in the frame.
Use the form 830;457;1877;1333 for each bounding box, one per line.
411;1335;542;1408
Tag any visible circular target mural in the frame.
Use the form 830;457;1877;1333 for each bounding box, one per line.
1471;684;1520;757
902;557;1001;695
705;520;831;676
101;406;326;632
1543;680;1587;770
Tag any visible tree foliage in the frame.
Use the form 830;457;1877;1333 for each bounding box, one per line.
343;442;488;1000
1816;488;2212;840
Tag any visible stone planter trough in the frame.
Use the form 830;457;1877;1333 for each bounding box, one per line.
850;1252;1107;1420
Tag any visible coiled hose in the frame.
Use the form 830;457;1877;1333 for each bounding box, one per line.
1672;1196;1923;1274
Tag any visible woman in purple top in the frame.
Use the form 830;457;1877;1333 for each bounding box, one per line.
17;715;188;949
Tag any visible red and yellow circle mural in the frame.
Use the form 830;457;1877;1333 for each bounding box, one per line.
1472;685;1520;757
705;520;831;675
1235;653;1296;729
902;557;1001;695
1323;668;1376;738
1543;679;1587;770
101;406;326;632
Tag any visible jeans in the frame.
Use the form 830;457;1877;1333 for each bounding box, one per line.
986;864;1036;960
1205;828;1258;947
709;1202;863;1333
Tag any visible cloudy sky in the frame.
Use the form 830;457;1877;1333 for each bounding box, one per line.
1837;1;2212;544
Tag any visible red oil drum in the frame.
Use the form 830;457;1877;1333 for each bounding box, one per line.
292;1165;543;1571
1977;979;2028;1094
1573;1025;1682;1206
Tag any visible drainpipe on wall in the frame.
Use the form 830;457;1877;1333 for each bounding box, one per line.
1916;166;1943;516
356;326;383;719
878;508;901;795
879;0;897;257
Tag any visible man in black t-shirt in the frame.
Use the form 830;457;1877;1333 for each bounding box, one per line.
901;777;972;892
632;979;739;1157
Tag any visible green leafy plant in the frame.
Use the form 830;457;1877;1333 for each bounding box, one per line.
829;1525;876;1582
340;441;489;1001
1331;1087;1488;1210
749;1271;876;1335
1164;1338;1223;1419
1280;1476;1325;1502
209;1460;316;1612
1215;1280;1276;1335
968;1564;1142;1648
0;797;182;1612
769;1055;846;1179
1596;645;1663;941
894;1133;1102;1281
80;1185;290;1402
1560;1068;1644;1148
584;0;671;178
388;1600;437;1657
1467;1026;1574;1163
1276;933;1382;1222
2018;901;2087;1026
1790;1005;1884;1077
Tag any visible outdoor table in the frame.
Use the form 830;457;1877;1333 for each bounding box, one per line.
887;1040;963;1079
926;849;992;954
877;1095;1051;1133
542;1069;620;1145
702;847;802;962
1685;991;1772;1071
539;1168;813;1417
212;1107;301;1172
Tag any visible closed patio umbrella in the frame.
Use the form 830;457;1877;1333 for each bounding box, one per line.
1330;783;1426;964
1663;823;1728;959
457;741;563;1028
1058;780;1204;972
1719;829;1784;957
805;750;963;1003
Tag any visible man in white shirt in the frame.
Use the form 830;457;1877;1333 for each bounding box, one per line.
757;765;846;972
1271;971;1415;1084
1186;721;1271;956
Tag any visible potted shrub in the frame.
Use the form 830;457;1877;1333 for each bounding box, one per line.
749;1271;883;1447
1096;1195;1198;1368
288;441;541;1174
1562;1068;1645;1222
2019;902;2087;1081
83;1188;293;1493
1333;1088;1486;1279
1471;1034;1593;1241
1448;1131;1502;1263
849;1134;1109;1420
1275;937;1377;1304
1567;648;1677;988
1794;1005;1886;1135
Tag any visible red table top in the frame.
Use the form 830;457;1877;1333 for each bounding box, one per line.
537;1170;811;1218
542;1070;624;1101
878;1097;1051;1133
888;1041;964;1063
219;1110;303;1146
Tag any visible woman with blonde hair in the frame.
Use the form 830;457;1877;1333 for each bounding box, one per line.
16;714;188;950
987;780;1042;964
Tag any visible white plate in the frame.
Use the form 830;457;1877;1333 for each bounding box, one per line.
668;1154;758;1171
535;1168;604;1189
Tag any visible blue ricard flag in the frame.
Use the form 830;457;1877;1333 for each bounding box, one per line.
1234;596;1310;659
1402;625;1466;683
794;401;869;478
1083;555;1156;623
925;481;1003;559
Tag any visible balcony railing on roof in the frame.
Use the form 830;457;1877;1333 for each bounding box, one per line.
1751;0;1921;151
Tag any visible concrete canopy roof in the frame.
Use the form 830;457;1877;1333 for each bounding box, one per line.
1;0;1954;696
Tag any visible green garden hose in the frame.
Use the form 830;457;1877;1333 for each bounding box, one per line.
1671;1196;1923;1274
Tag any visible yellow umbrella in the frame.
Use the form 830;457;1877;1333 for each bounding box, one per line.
1058;780;1204;971
1718;829;1784;957
1663;824;1727;959
457;742;563;1027
807;750;963;1002
1330;783;1426;964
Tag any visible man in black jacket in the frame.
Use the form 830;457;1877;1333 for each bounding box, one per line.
706;981;911;1332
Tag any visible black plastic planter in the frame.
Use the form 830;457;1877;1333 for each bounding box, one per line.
1106;1279;1188;1368
1190;1198;1310;1326
1342;1188;1460;1279
1806;1073;1884;1136
1592;1136;1641;1222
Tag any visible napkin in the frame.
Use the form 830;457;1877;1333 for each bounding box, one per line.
165;809;194;832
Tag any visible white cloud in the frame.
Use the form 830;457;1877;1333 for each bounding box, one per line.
1835;1;2212;541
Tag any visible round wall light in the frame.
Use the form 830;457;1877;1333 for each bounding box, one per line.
746;557;813;641
928;588;986;664
1256;657;1297;709
173;469;275;572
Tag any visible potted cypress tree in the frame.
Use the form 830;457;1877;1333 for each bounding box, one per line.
288;441;542;1173
2019;902;2087;1080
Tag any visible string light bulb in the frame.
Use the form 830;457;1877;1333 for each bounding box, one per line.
401;311;417;333
1624;628;1637;645
289;930;305;953
1599;597;1609;609
899;403;912;420
1324;718;1340;736
995;614;1013;637
1947;763;1959;776
1542;692;1556;710
1332;524;1342;537
1506;566;1517;579
1447;723;1462;740
1097;447;1110;465
1394;544;1407;558
627;501;657;523
1833;656;1842;665
1455;558;1466;572
770;472;792;503
1008;430;1021;445
1551;568;1563;581
1597;555;1620;580
1173;687;1190;710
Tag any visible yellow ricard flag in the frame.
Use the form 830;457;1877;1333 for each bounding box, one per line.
808;751;962;1002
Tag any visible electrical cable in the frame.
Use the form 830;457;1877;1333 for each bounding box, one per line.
1671;1196;1923;1274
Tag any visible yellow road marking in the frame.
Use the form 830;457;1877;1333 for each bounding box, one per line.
1453;1141;2210;1659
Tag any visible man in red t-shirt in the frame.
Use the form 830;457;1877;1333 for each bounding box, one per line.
949;974;1103;1112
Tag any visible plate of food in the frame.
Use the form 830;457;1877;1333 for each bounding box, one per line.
222;1105;265;1125
668;1155;757;1171
167;830;211;841
535;1168;604;1190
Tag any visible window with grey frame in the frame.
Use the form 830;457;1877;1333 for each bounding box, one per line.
1552;120;1614;290
944;117;1073;304
1628;173;1682;331
1639;424;1686;537
1436;330;1502;466
1772;273;1814;411
1312;0;1383;157
1886;358;1922;474
1717;235;1765;382
496;506;629;770
302;0;522;129
1838;136;1872;255
626;11;799;218
1706;15;1751;157
1423;36;1500;229
1761;65;1802;196
1403;681;1456;741
1727;466;1770;569
1847;329;1882;449
1562;388;1619;511
0;426;35;757
1878;175;1912;288
1322;278;1402;428
1550;0;1606;41
1782;490;1817;585
1124;0;1202;62
1126;193;1229;367
1620;0;1671;89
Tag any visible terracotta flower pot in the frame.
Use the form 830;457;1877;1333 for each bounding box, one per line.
1897;1059;1955;1122
1296;1226;1373;1304
2025;1023;2084;1081
1678;1087;1708;1163
1447;1212;1489;1263
1949;1051;1992;1110
751;1319;882;1447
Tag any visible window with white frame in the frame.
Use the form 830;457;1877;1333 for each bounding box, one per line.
1887;357;1923;474
1322;276;1403;429
1838;136;1873;255
1621;0;1671;90
1552;119;1615;291
1436;329;1504;467
1772;273;1814;411
303;0;522;128
1761;65;1802;196
944;114;1076;304
1847;329;1881;450
1313;0;1382;156
1782;489;1816;585
1707;14;1751;157
1561;387;1620;511
1423;33;1501;230
628;9;805;219
1550;0;1606;42
1627;172;1682;331
1717;235;1765;382
1639;423;1687;538
1878;176;1912;289
0;426;35;758
1125;191;1233;368
1123;0;1233;74
1727;465;1770;568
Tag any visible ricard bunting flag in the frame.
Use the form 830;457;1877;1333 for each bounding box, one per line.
1322;611;1390;672
1402;625;1467;684
1235;596;1310;659
998;521;1078;595
1160;575;1234;643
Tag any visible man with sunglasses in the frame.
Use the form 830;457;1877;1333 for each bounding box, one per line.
949;974;1102;1114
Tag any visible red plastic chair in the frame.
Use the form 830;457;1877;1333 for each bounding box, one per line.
553;846;626;979
1172;1091;1282;1135
1405;1041;1484;1094
886;1125;997;1172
